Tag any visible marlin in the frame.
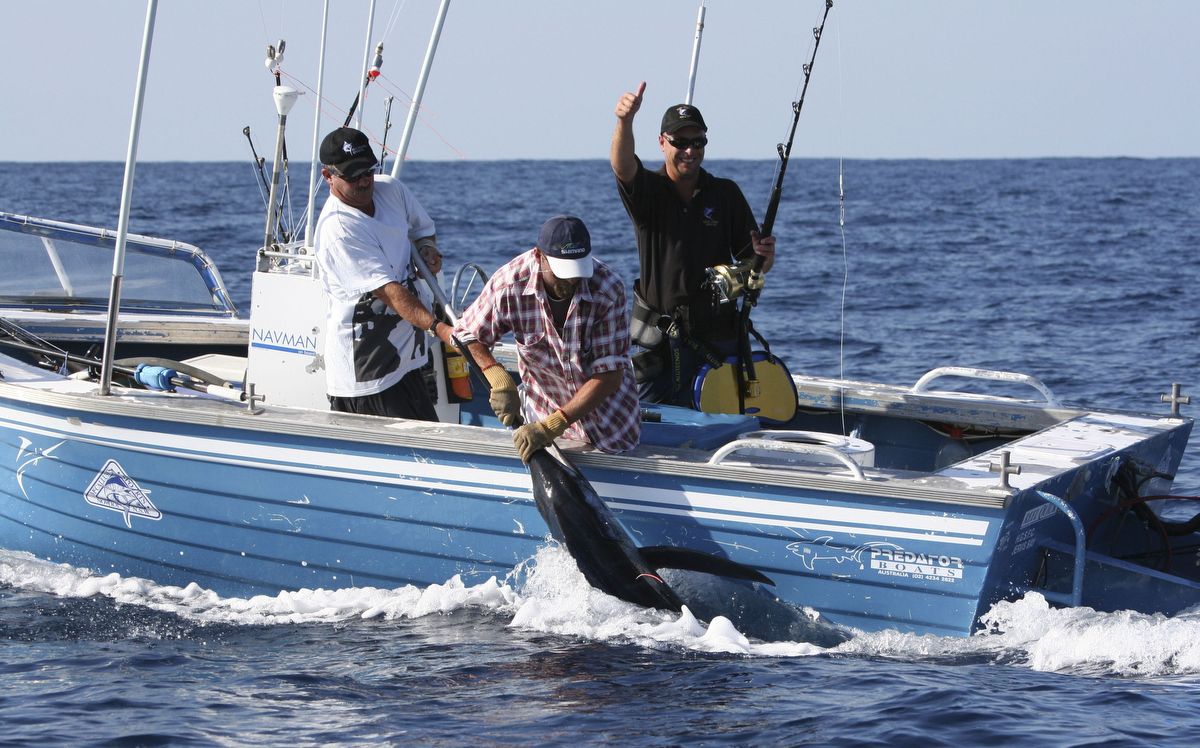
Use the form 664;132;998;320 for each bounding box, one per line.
429;272;773;611
528;445;773;611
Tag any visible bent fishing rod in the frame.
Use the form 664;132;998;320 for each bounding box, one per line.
731;0;833;413
753;0;832;302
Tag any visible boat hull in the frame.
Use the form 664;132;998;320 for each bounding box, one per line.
0;396;546;596
1;373;1194;638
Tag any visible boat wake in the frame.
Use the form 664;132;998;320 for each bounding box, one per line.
4;546;1200;675
834;594;1200;677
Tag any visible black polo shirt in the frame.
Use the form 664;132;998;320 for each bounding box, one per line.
617;156;757;340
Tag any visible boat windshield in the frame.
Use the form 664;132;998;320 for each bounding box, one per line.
0;213;237;316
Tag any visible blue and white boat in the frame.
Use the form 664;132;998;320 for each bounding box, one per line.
2;207;1196;637
3;2;1198;639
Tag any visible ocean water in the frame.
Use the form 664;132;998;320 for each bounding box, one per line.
2;159;1200;746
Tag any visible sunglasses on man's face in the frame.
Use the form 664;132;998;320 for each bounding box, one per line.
664;134;708;151
333;168;374;183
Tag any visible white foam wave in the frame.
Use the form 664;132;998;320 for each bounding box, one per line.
0;547;823;656
10;547;1199;673
0;548;518;624
835;592;1200;676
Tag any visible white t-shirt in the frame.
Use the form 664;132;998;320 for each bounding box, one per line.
314;175;436;397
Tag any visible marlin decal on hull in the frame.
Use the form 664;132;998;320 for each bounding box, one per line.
528;446;774;611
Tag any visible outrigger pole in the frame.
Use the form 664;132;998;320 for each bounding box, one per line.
391;0;452;178
733;0;832;414
685;1;706;106
352;1;378;130
99;0;158;397
304;0;331;249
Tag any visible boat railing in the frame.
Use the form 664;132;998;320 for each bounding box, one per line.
0;212;238;316
1011;490;1086;608
911;366;1062;408
257;240;317;277
708;437;867;481
450;263;490;318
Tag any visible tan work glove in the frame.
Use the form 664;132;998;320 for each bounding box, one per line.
513;410;569;463
484;364;521;427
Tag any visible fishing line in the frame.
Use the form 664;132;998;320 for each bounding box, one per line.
372;75;465;159
257;2;271;46
279;68;466;164
380;0;410;44
248;160;270;207
377;74;426;117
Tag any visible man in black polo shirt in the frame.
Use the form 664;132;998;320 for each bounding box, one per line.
610;81;776;406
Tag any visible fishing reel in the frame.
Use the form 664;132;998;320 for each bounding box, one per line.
703;259;765;306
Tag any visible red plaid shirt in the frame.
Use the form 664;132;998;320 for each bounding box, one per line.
454;249;640;453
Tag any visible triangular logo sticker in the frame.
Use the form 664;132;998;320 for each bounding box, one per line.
83;460;162;528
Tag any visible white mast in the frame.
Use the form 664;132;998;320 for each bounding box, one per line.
354;0;377;129
99;0;158;396
391;0;452;178
685;1;706;105
304;0;331;249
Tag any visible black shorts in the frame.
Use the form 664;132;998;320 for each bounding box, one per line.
329;367;439;421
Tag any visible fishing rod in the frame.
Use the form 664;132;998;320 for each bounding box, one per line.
242;126;272;197
685;1;706;106
721;0;833;415
378;95;395;174
704;0;833;310
344;42;384;127
756;0;833;270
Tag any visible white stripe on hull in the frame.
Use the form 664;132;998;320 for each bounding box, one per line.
0;404;990;545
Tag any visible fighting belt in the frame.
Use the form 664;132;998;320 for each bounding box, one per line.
630;292;668;383
631;295;724;396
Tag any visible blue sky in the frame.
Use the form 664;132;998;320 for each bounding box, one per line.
3;1;1197;162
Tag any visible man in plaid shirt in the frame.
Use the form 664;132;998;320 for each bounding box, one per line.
453;215;640;461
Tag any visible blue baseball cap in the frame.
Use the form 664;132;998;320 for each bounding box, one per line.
537;215;593;279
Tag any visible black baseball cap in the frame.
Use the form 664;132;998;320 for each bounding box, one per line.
320;127;378;177
537;215;593;279
661;104;707;134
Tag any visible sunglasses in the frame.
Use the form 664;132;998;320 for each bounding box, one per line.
664;134;708;150
332;168;374;183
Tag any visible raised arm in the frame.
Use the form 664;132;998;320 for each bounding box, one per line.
610;81;645;189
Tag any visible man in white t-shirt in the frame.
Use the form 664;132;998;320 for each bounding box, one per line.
314;127;452;420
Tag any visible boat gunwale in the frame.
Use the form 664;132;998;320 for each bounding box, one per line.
3;366;1187;512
